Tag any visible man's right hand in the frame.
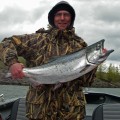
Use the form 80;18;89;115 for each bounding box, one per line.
9;63;25;79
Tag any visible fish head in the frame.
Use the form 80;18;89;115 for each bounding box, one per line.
86;39;114;65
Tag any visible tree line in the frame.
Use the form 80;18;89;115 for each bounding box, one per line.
96;63;120;83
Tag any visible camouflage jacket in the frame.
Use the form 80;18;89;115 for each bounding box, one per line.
0;27;98;119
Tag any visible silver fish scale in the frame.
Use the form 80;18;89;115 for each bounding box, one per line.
24;55;85;81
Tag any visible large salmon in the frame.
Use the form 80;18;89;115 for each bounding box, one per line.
6;39;114;85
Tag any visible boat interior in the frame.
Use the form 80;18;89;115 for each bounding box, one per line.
1;91;120;120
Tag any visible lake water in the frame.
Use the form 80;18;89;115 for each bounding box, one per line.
0;85;29;100
0;85;120;101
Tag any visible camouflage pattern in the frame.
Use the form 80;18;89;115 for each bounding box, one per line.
0;27;97;120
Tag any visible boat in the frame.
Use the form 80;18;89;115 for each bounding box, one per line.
0;89;120;120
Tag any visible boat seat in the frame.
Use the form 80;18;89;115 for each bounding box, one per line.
92;103;120;120
9;98;28;120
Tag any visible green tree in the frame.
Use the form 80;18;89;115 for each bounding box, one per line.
106;64;120;82
114;66;120;82
96;63;107;80
96;63;120;83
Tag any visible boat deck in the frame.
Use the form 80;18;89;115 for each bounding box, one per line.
1;91;120;120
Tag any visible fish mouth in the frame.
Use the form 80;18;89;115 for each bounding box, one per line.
99;49;114;58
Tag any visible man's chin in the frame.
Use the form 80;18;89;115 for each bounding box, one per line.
58;25;68;30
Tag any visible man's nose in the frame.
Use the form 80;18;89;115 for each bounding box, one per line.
60;14;65;20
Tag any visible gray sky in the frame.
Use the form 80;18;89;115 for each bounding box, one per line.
0;0;120;66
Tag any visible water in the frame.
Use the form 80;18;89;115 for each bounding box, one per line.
86;87;120;97
0;85;120;101
0;85;29;100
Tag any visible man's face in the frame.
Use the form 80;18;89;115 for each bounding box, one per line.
54;10;71;30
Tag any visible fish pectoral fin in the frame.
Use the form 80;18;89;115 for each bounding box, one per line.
53;83;62;91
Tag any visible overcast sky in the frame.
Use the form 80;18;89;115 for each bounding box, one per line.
0;0;120;66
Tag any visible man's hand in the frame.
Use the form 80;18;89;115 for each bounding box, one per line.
9;63;25;79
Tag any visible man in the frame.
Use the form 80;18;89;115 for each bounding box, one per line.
0;1;97;120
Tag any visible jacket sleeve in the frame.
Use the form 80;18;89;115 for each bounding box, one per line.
0;33;36;66
0;37;18;66
0;31;49;67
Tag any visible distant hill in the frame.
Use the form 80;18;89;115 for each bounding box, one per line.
91;79;120;88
